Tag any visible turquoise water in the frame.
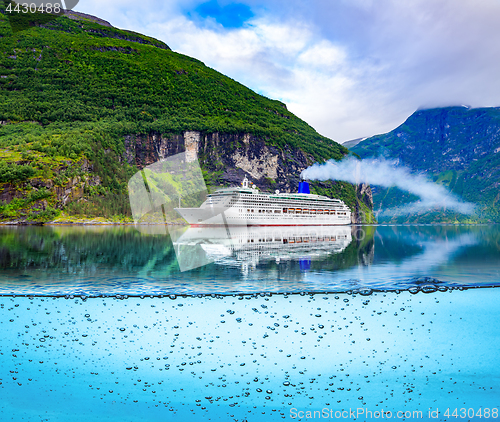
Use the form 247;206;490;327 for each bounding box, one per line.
0;225;499;421
0;225;499;295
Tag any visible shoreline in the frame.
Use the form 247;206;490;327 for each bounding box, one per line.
0;219;188;226
0;220;496;227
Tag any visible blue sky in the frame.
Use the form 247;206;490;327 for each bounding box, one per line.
191;0;254;28
80;0;500;142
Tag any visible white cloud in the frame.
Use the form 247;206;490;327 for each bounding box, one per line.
296;41;346;70
79;0;500;142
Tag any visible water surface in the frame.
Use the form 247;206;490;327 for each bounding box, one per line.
0;224;499;295
1;224;499;421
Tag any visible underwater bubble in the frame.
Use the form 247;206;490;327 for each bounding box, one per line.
359;288;373;296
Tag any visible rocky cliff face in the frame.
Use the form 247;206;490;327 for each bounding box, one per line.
122;130;373;223
0;129;373;224
353;183;374;223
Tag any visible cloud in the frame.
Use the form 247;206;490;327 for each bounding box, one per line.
301;157;476;216
358;231;477;285
79;0;500;142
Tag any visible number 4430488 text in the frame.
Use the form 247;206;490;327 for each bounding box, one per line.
443;408;498;419
6;3;62;14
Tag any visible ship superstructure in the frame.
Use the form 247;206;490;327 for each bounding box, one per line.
175;177;351;226
173;225;352;269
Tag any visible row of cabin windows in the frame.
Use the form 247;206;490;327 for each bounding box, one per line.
237;234;348;243
284;209;339;215
236;208;347;215
239;209;280;213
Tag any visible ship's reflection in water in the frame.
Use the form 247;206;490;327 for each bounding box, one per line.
1;224;499;296
171;225;355;273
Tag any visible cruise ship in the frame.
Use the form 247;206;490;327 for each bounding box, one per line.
174;177;351;226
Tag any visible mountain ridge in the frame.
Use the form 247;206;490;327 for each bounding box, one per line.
350;106;500;223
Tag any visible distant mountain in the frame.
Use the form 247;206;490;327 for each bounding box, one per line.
0;5;374;223
342;138;365;149
350;106;500;223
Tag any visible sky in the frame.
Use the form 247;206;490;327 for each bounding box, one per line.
79;0;500;143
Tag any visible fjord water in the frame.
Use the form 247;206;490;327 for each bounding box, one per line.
1;225;499;421
1;224;499;295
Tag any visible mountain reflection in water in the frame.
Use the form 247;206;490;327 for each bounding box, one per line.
0;224;499;296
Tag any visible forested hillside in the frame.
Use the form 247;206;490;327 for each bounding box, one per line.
0;5;374;223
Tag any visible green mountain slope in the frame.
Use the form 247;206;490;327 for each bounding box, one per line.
351;106;500;223
0;6;374;223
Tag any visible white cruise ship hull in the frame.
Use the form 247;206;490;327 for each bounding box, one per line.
175;206;351;226
174;178;352;227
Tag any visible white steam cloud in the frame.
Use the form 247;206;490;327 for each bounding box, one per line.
301;157;476;216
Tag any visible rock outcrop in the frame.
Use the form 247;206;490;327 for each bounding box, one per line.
123;130;373;223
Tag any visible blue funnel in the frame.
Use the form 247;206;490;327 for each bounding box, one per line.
300;258;311;271
298;181;310;194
